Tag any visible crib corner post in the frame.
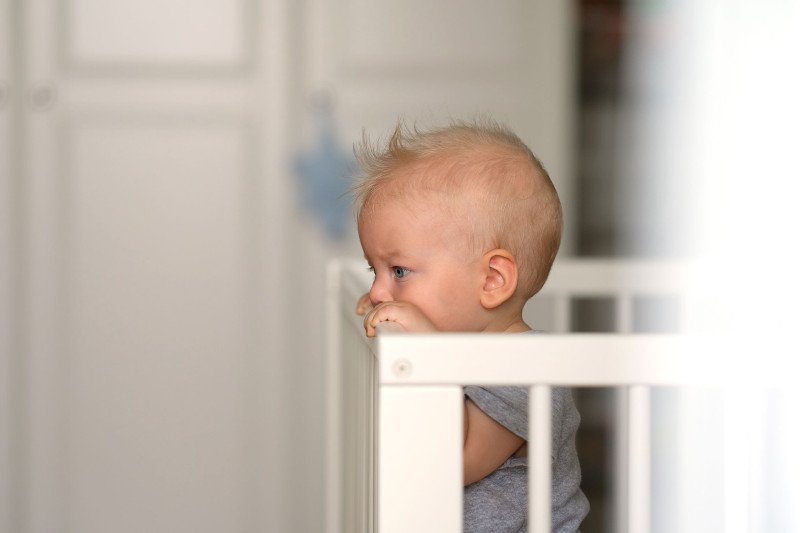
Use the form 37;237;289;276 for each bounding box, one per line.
378;384;464;533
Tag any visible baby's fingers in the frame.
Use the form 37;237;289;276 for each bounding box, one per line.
363;303;395;337
355;292;372;316
375;321;405;333
363;306;379;337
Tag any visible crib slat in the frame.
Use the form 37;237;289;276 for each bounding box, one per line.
615;294;634;333
626;385;651;533
379;386;463;533
613;295;634;533
326;262;342;533
553;294;570;333
529;385;552;533
723;388;761;533
371;356;379;533
613;388;628;533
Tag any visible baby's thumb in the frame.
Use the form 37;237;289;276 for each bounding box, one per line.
355;293;372;315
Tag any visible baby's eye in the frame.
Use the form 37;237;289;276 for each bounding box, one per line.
392;266;410;279
367;266;375;277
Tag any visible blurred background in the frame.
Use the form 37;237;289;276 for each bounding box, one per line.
1;0;798;532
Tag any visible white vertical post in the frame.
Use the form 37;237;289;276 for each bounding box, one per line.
379;386;463;533
370;354;378;533
723;387;761;533
613;389;629;533
325;261;342;533
614;294;635;532
529;385;552;533
627;385;651;533
553;294;570;333
357;348;367;533
616;294;634;334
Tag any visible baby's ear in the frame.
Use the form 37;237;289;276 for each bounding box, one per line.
480;249;518;309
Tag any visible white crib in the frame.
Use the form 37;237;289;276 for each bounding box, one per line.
326;258;745;533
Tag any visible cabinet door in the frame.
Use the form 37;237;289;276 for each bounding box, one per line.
20;1;288;532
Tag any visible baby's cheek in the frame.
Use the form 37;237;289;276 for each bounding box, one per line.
403;297;439;325
424;302;459;331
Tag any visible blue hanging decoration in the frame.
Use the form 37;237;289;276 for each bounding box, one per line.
294;96;356;240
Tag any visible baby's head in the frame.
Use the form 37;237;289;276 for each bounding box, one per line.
354;119;562;332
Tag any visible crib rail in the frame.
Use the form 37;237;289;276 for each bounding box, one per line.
326;258;757;533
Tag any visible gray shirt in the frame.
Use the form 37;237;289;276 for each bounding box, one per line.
463;385;589;532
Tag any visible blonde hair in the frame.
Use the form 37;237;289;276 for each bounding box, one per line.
353;119;562;299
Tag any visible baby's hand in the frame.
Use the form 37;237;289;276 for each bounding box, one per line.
363;301;437;337
355;292;373;316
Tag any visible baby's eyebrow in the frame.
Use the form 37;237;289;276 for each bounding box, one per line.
381;252;413;265
364;249;406;262
383;249;405;259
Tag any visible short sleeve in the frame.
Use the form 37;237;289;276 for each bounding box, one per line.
463;386;528;439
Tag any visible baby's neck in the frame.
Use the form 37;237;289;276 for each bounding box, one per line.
480;313;530;334
500;320;531;333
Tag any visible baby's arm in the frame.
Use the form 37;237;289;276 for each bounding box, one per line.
463;398;525;486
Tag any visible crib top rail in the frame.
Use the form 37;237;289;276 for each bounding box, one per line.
539;257;688;296
333;258;782;389
375;333;744;387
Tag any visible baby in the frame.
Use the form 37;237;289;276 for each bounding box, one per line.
353;120;589;532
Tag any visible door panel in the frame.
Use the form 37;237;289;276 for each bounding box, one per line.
65;0;251;71
64;119;251;532
315;0;575;251
340;0;523;70
20;0;286;531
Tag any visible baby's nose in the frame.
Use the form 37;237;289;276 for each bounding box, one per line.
369;282;393;306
